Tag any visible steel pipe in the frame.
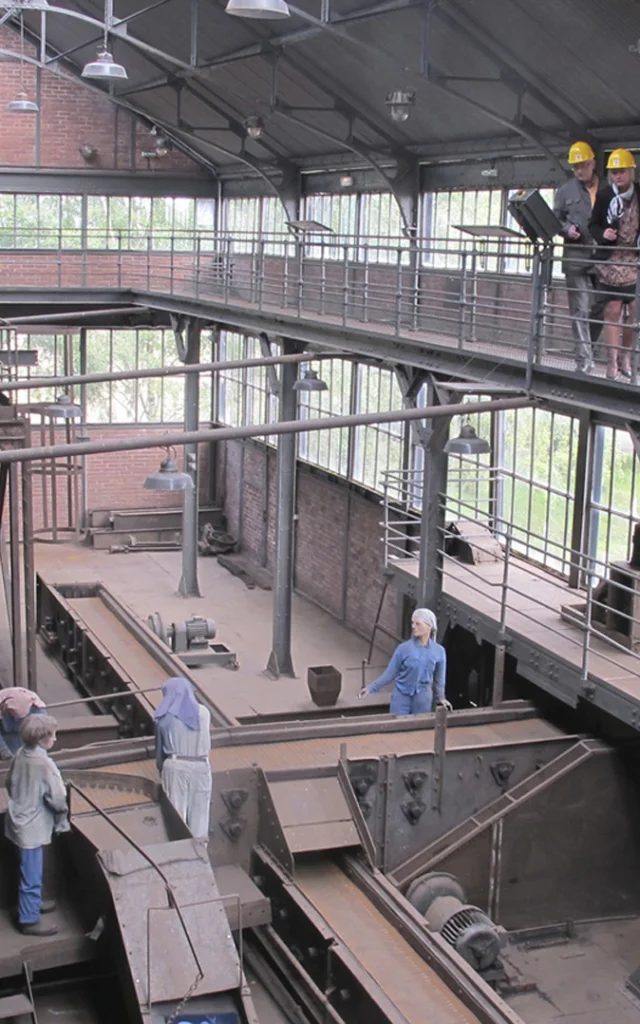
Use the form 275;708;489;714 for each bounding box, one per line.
0;351;329;394
0;397;533;465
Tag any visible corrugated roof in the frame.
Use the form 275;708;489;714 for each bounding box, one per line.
17;0;640;178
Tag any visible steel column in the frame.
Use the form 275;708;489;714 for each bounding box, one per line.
418;383;451;611
568;411;592;590
8;463;23;685
266;341;298;678
178;320;202;598
21;458;36;691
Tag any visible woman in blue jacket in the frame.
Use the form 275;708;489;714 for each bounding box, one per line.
358;608;451;715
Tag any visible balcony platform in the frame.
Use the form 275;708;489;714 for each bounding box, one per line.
391;553;640;730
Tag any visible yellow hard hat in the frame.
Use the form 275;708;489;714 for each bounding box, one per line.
607;148;636;170
568;141;595;164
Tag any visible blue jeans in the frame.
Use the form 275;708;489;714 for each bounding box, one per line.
389;686;433;716
18;846;43;924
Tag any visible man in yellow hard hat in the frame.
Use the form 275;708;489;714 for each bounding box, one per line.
553;141;599;372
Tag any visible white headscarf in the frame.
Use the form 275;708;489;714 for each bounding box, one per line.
412;607;437;636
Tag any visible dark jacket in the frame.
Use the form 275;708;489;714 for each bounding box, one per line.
589;183;640;263
553;175;598;272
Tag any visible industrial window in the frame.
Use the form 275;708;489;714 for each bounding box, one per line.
217;331;247;427
85;196;208;250
297;358;353;476
352;365;404;491
83;329;185;424
302;193;357;260
244;335;279;441
358;192;409;265
0;194;83;248
423;189;503;270
589;425;639;571
497;406;578;574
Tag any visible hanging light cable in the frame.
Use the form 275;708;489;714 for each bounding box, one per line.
82;0;128;80
7;13;39;114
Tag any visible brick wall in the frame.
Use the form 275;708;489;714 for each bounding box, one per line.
217;439;399;646
28;423;211;532
0;25;202;173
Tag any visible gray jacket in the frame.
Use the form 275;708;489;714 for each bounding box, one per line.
554;175;598;273
4;746;69;849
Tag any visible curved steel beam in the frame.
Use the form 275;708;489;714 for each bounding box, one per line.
274;107;414;235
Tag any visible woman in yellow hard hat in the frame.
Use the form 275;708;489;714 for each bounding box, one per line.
589;148;640;380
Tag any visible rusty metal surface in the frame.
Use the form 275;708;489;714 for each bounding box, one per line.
209;717;568;773
295;860;480;1023
270;777;360;855
65;596;165;715
101;839;240;1006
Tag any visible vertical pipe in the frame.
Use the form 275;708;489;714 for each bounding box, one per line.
22;459;36;692
79;328;89;531
266;341;297;678
9;463;23;686
418;383;451;611
589;424;605;573
178;321;202;598
48;418;58;542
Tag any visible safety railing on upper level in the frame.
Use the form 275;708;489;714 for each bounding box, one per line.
380;467;640;699
1;227;640;383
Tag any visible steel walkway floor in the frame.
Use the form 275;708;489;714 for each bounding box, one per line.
295;860;479;1023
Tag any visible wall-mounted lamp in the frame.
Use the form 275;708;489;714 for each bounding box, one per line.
79;144;98;161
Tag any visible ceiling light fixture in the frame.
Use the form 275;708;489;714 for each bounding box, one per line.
7;14;39;114
339;173;354;188
144;452;193;491
386;88;415;123
44;393;82;419
244;115;264;139
82;2;127;81
82;48;127;80
443;422;491;456
226;0;290;19
293;369;328;393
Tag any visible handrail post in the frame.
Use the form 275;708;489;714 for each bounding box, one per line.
342;243;349;326
146;234;151;291
458;251;468;350
581;567;594;690
257;237;265;310
632;250;640;385
492;533;511;706
296;239;304;317
382;479;389;569
395;245;403;336
195;236;201;300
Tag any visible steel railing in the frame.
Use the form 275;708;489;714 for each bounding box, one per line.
1;228;640;383
380;467;640;696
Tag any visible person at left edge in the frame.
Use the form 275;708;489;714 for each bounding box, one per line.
358;607;452;715
0;687;47;760
5;714;69;936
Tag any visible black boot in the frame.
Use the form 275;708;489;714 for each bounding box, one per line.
19;920;58;937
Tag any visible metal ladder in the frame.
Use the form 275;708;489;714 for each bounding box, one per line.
0;963;37;1023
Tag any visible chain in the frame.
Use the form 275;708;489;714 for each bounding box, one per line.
163;970;203;1024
